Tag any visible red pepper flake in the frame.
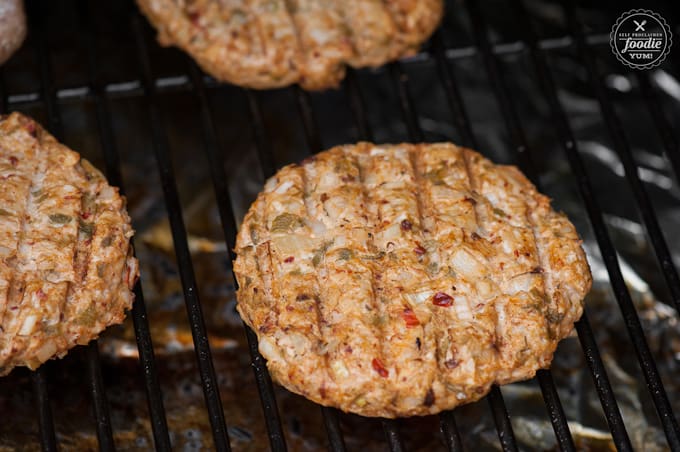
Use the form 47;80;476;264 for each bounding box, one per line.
471;232;481;240
284;256;294;263
514;249;520;258
432;292;453;307
414;245;426;256
400;219;412;231
320;193;329;202
9;156;18;166
36;289;47;301
372;358;389;378
81;211;91;220
402;308;419;327
26;122;36;137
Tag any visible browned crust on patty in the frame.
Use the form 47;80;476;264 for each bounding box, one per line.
233;142;591;417
0;112;138;376
136;0;443;90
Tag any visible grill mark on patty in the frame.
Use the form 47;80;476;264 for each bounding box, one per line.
460;148;502;378
0;120;40;327
2;147;50;354
299;162;333;388
353;146;391;389
409;145;446;408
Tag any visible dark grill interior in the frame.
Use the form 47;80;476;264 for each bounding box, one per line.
1;0;679;450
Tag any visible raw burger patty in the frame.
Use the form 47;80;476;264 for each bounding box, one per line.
234;142;591;418
0;112;138;376
0;0;26;65
136;0;443;90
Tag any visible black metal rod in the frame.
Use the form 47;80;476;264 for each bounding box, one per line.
487;387;518;452
381;420;405;452
536;370;575;452
187;60;289;452
345;69;374;142
389;62;425;142
32;368;58;452
432;33;477;149
561;1;680;447
86;343;115;452
291;86;347;452
294;86;324;152
246;90;278;179
439;411;464;452
132;14;231;451
505;1;634;449
636;73;680;184
574;315;633;450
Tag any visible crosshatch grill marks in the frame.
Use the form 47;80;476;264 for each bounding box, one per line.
234;142;591;417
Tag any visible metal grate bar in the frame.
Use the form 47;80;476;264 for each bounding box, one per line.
506;1;636;449
187;60;289;451
567;5;680;316
345;69;373;142
439;411;464;452
32;369;57;452
636;73;680;183
291;87;348;452
85;343;115;452
487;387;518;452
78;1;173;449
535;371;575;452
461;1;579;449
381;420;405;452
132;14;232;451
562;1;680;447
432;34;476;149
573;315;633;450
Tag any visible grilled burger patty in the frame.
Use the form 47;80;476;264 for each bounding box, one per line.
0;113;138;376
234;142;591;417
0;0;26;66
136;0;443;90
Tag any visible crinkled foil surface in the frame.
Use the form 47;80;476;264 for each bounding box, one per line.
1;0;679;450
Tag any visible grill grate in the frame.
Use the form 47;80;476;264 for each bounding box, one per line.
0;0;678;450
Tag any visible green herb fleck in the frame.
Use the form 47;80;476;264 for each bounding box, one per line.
78;220;94;238
270;213;304;233
97;263;107;278
76;303;97;327
337;248;354;261
492;207;508;217
427;262;439;275
101;235;114;247
312;240;333;267
49;213;72;224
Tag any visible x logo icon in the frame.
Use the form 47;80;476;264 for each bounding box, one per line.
634;19;646;31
